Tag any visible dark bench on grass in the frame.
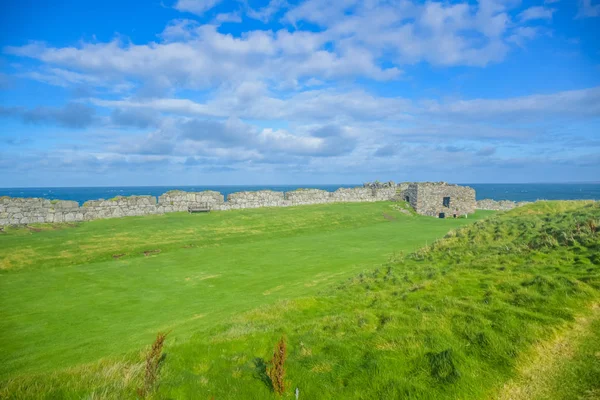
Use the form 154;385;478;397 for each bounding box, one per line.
188;203;211;213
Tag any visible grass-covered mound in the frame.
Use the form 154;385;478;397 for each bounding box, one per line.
2;201;598;399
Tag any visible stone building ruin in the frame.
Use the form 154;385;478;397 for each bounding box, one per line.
395;182;476;218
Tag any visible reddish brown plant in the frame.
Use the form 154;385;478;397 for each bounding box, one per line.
268;336;287;396
138;332;168;397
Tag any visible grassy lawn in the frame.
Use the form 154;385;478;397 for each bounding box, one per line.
2;201;598;399
0;202;490;380
133;201;597;400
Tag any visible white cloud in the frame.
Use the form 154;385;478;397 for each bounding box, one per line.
420;87;600;123
89;86;413;122
284;0;519;67
159;19;200;41
90;85;600;125
5;26;397;90
213;11;243;24
104;115;359;160
4;0;598;184
518;6;555;21
75;84;600;175
0;103;97;128
5;0;543;95
174;0;223;15
245;0;288;22
577;0;600;18
17;67;133;92
507;27;539;48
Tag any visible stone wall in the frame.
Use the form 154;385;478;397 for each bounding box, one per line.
372;187;398;201
225;190;288;209
0;182;484;226
363;181;396;189
396;183;418;211
331;188;375;202
0;197;79;225
476;199;531;211
81;196;159;220
158;190;224;212
1;185;407;226
285;189;331;206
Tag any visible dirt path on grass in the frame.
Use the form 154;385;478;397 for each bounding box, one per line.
495;303;600;400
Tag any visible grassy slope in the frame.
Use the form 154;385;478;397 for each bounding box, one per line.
2;201;598;400
0;202;488;379
152;201;598;400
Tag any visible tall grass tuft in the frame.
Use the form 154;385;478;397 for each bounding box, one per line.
426;349;460;383
138;332;168;398
268;335;287;396
588;219;598;234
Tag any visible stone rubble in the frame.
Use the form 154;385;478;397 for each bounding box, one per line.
476;199;531;211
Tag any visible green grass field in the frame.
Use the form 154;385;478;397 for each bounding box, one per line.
1;201;599;399
0;202;489;381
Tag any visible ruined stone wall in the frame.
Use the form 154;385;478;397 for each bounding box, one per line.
1;182;483;226
397;182;410;192
372;187;398;201
0;191;225;225
158;190;224;212
225;190;289;209
330;188;375;202
414;183;476;217
0;197;79;225
285;189;332;206
396;183;418;210
476;199;530;211
81;196;160;220
363;181;396;189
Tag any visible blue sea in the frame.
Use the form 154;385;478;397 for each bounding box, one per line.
0;183;598;205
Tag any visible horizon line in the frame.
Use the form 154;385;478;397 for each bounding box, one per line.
1;181;600;189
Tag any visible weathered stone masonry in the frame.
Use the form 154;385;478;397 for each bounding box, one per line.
0;182;530;226
396;182;476;217
0;186;405;226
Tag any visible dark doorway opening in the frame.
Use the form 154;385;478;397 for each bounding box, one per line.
405;196;410;202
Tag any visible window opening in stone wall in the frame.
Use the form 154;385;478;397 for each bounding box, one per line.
443;197;450;207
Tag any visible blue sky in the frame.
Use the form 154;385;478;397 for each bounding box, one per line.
0;0;599;186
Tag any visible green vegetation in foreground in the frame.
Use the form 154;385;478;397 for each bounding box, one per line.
149;201;598;400
497;303;600;400
0;202;489;379
0;202;598;399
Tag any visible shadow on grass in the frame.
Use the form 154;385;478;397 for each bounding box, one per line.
253;357;273;392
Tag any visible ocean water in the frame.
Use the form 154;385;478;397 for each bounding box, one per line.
0;184;357;205
467;183;600;202
0;183;598;205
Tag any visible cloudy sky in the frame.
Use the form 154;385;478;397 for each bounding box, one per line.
1;0;599;186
